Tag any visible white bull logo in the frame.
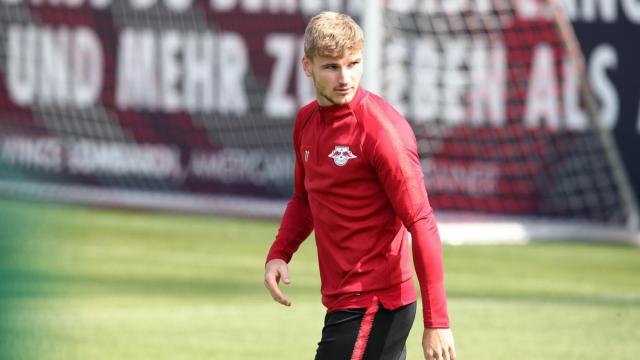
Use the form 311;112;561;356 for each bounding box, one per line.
328;146;357;166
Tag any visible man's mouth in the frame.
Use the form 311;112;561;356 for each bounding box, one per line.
335;87;352;95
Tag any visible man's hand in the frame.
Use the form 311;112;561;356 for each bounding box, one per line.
423;328;456;360
264;259;292;306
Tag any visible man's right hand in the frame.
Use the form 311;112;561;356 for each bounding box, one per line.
423;328;456;360
264;259;292;306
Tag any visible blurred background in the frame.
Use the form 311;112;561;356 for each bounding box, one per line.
0;0;639;359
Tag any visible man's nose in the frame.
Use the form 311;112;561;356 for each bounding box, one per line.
338;67;351;83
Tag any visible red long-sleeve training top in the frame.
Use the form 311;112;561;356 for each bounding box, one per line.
266;87;449;328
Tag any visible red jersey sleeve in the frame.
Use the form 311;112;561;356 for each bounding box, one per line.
365;101;450;328
265;109;314;264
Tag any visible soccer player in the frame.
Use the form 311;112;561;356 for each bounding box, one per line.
263;11;456;360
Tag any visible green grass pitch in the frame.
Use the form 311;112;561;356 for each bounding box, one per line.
1;199;639;359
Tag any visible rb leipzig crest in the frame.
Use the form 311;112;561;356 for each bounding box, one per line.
328;146;357;166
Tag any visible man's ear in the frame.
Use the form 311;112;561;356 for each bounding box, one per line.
302;56;312;77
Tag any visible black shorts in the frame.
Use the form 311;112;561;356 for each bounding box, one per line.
314;299;416;360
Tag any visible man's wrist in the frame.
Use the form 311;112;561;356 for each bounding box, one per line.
423;320;450;328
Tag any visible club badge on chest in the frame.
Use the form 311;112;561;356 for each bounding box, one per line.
328;146;357;166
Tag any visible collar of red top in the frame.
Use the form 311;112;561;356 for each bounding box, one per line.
317;87;367;121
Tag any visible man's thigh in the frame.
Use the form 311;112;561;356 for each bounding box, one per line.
314;301;416;360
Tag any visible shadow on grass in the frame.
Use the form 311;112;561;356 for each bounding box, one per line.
0;269;319;300
448;290;640;307
2;269;638;307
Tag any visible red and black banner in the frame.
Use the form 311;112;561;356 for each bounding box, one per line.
0;1;636;224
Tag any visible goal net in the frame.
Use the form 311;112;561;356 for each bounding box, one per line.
369;0;638;240
0;1;637;242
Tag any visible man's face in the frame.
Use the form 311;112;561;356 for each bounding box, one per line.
303;49;363;107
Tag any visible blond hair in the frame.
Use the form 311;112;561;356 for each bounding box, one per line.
304;11;364;59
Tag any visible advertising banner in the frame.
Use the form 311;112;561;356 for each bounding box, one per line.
0;1;635;224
